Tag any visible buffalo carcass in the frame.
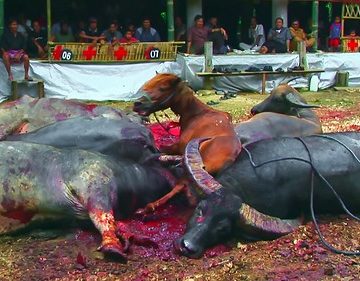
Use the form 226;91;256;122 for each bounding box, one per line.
6;116;158;163
0;95;141;139
236;84;322;144
175;133;360;258
0;141;173;262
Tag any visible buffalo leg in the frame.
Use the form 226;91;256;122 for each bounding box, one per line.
88;209;127;261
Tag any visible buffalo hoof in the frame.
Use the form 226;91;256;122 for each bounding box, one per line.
98;243;127;263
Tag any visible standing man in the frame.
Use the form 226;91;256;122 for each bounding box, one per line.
260;17;291;54
135;18;161;42
239;17;265;51
1;19;32;81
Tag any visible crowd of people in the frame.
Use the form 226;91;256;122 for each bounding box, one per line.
0;12;358;80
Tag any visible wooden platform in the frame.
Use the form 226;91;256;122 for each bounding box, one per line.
196;69;324;94
11;79;45;100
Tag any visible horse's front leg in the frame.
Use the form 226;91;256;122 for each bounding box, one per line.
159;142;181;155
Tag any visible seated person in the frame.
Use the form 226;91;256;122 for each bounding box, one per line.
207;17;228;54
119;30;138;43
102;21;123;43
135;18;161;42
51;21;75;42
239;17;265;51
1;19;32;81
260;17;291;54
79;17;105;43
289;20;315;52
27;20;48;58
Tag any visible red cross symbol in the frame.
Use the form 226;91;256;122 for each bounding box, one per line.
348;39;358;52
83;45;97;60
114;46;127;60
144;46;154;59
52;45;63;60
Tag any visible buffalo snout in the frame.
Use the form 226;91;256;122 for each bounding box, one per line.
174;237;204;259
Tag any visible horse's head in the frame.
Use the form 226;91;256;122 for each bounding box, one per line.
133;73;182;116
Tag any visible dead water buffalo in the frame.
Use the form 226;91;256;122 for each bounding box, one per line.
0;95;140;139
175;133;360;258
235;84;322;144
6;116;158;163
0;141;172;261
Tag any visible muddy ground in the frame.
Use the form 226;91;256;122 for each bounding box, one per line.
0;90;359;281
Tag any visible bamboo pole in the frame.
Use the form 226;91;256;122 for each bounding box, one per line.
47;0;52;43
167;0;175;41
312;0;319;51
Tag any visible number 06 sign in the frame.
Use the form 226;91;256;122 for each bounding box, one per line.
60;49;73;61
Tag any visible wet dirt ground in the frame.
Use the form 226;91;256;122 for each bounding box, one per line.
0;90;359;280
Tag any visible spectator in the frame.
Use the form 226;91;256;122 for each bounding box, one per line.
175;16;186;41
51;18;73;37
260;17;291;54
135;18;161;42
239;17;265;52
27;20;48;58
289;20;315;52
329;16;341;52
127;24;136;37
119;30;138;43
51;21;75;42
79;17;105;43
0;19;32;81
102;21;123;43
207;17;228;54
187;15;209;55
348;29;357;38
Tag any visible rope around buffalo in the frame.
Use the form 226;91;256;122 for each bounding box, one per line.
242;135;360;256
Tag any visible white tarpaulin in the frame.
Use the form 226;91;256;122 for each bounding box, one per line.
178;52;360;92
0;60;181;102
1;52;360;102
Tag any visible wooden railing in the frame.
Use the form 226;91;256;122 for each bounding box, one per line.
341;37;360;52
48;41;185;63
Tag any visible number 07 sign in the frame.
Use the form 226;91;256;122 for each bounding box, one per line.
144;46;161;60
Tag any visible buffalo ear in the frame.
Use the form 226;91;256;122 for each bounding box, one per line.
285;92;320;108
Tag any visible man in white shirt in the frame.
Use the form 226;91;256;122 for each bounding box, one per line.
239;17;265;51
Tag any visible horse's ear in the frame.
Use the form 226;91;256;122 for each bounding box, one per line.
155;71;159;74
174;76;182;87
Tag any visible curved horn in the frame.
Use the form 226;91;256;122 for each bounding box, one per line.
184;138;223;194
238;203;302;238
285;92;320;108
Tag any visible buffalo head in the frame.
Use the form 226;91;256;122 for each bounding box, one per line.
251;84;319;115
176;138;301;258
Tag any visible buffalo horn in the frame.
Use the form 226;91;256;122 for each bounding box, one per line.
285;92;320;108
238;203;302;238
184;137;223;195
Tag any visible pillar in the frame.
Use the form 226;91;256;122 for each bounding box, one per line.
167;0;174;41
312;0;319;51
0;0;4;37
272;0;289;27
186;0;202;29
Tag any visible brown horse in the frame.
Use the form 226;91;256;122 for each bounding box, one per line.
133;73;241;211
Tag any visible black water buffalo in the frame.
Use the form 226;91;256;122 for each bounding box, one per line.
6;116;158;163
235;84;322;144
0;141;173;262
175;133;360;258
0;95;141;139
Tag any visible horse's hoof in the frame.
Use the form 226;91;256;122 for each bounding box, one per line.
98;243;127;263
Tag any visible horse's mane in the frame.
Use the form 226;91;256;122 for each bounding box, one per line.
143;74;180;92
